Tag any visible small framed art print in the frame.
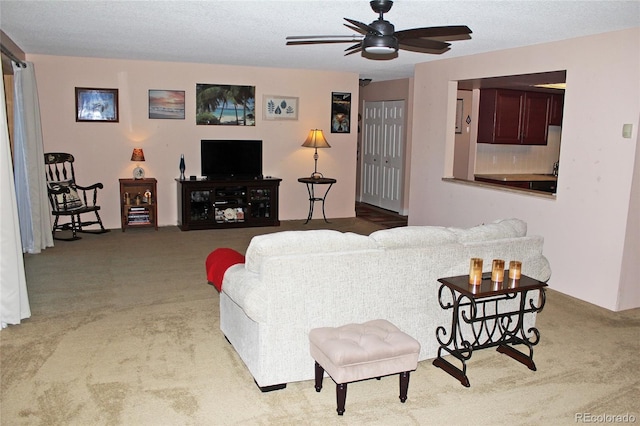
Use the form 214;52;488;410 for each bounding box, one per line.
75;87;119;122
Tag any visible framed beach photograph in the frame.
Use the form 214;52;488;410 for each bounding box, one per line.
149;90;185;119
331;92;351;133
75;87;118;122
263;95;298;120
196;84;255;126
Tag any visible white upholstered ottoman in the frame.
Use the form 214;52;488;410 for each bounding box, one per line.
309;319;421;415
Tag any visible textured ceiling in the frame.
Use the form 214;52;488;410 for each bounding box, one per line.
1;0;639;82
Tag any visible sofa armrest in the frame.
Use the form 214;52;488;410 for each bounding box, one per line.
221;265;269;323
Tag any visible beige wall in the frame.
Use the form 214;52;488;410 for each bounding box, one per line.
30;55;360;228
618;112;640;311
410;28;639;311
453;89;472;179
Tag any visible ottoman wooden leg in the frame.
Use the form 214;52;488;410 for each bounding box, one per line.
399;371;410;403
336;383;347;415
314;361;324;392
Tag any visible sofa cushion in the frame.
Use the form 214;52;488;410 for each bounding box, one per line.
245;230;378;274
449;218;527;243
369;226;457;249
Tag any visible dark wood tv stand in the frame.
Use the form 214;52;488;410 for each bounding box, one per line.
176;178;281;231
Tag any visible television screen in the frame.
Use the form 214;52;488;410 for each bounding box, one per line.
201;140;263;180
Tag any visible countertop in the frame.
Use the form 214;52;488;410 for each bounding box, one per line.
475;173;557;182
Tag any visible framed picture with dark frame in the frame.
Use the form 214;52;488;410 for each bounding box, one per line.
75;87;119;122
196;84;255;126
331;92;351;133
149;90;185;119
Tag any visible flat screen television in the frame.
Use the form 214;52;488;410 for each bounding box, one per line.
201;139;263;180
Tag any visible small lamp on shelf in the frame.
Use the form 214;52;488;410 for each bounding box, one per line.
131;148;145;179
301;129;331;179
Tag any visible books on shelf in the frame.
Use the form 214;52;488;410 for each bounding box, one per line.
128;207;150;224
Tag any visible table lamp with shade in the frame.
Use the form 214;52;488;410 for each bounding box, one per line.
131;148;146;179
301;129;331;179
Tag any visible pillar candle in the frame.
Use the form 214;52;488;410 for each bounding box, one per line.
509;261;522;279
491;259;505;283
468;258;483;285
508;260;522;287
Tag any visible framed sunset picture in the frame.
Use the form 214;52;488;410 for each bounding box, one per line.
149;90;185;119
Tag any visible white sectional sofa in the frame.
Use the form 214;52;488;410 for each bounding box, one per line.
220;219;551;390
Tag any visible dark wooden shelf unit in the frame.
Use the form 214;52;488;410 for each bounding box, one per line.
176;178;281;230
119;178;158;231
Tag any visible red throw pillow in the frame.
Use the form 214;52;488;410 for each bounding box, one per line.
205;248;245;292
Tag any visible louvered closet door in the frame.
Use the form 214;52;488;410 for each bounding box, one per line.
360;100;405;212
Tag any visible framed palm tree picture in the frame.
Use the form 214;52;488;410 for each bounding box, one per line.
196;84;255;126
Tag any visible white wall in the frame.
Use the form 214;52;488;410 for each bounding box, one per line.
409;28;639;311
30;55;360;229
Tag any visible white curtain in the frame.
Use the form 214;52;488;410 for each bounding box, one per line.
13;62;53;253
0;70;31;328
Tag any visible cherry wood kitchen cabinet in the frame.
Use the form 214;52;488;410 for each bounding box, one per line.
478;89;551;145
549;93;564;126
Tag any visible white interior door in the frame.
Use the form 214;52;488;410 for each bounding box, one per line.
360;100;405;212
361;101;382;205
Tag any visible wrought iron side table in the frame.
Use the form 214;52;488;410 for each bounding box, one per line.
298;177;336;224
433;272;547;387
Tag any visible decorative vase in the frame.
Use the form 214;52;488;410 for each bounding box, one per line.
179;154;186;180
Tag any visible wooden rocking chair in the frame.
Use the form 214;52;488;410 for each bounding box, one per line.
44;152;110;241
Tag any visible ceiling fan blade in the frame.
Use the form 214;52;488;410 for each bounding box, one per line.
398;38;451;51
286;35;363;46
344;46;362;56
286;35;362;41
395;25;472;41
344;42;362;52
344;18;380;35
287;39;363;45
344;23;368;35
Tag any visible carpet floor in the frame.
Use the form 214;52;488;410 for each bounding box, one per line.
1;218;639;425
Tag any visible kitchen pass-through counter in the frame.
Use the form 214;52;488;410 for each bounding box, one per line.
474;174;558;194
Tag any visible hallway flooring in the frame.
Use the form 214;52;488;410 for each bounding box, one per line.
355;202;408;228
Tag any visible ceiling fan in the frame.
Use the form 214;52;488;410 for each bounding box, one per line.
286;0;472;57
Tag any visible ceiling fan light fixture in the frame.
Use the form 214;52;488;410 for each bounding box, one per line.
363;35;398;54
286;0;471;59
